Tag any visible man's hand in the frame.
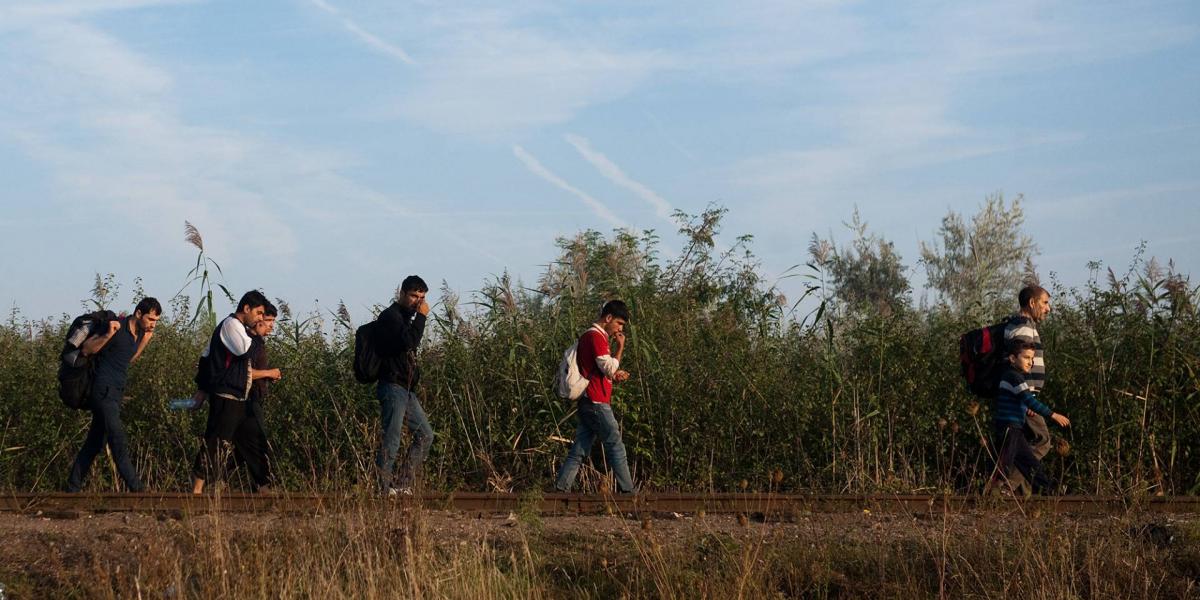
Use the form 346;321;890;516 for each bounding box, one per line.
1050;412;1070;428
1026;408;1036;418
266;368;282;381
614;370;631;383
81;320;121;356
191;390;208;411
417;300;430;316
612;331;626;349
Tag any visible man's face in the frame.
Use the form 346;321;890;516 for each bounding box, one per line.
1029;293;1052;322
254;315;276;337
240;304;266;327
600;315;626;337
136;310;161;333
402;289;426;310
1010;348;1035;373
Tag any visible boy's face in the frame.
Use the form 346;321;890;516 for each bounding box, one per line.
253;315;276;337
600;315;626;337
1010;348;1035;373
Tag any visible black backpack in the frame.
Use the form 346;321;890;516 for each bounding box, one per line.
353;320;382;384
57;310;117;410
959;317;1012;398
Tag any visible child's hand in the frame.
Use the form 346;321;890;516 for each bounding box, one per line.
1051;412;1070;428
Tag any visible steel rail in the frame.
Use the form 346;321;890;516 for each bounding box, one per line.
3;492;1198;517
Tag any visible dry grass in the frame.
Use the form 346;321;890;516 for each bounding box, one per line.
1;496;1198;599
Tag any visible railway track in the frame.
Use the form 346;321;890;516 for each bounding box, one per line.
3;492;1198;517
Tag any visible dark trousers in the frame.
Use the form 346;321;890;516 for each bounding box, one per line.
994;423;1055;494
192;396;272;489
67;385;144;492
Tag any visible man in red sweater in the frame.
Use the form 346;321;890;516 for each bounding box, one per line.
554;300;635;493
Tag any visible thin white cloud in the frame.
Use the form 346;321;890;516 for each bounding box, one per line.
512;145;626;229
0;0;195;25
564;133;674;222
308;0;417;65
729;0;1196;210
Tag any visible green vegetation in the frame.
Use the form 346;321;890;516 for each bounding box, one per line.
0;201;1197;495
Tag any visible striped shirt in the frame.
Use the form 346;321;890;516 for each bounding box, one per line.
1004;315;1045;391
994;367;1053;426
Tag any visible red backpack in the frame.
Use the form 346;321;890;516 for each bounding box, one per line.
959;318;1012;398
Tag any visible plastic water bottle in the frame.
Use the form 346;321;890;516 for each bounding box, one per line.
168;397;196;410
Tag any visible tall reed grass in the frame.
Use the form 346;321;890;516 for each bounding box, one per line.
0;215;1196;496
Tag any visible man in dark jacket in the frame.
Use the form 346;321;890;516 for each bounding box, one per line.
222;302;280;491
191;290;276;494
65;297;162;492
375;275;433;495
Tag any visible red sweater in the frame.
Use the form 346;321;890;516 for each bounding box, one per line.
576;326;614;404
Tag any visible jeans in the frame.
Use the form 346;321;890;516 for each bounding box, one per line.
555;401;634;493
376;383;434;490
1004;412;1052;493
994;423;1055;494
67;385;143;492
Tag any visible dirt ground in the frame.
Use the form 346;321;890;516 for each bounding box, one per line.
1;508;1198;598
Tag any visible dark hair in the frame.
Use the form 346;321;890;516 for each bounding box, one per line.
1008;341;1036;357
134;297;162;316
1019;285;1049;309
600;299;631;322
401;275;429;294
237;290;270;314
263;302;278;318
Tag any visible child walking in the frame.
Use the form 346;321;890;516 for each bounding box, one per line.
991;343;1071;494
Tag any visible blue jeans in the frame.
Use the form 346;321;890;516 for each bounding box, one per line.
376;383;434;489
67;385;143;492
555;401;634;493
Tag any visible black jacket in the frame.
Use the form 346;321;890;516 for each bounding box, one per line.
199;315;252;400
376;302;426;389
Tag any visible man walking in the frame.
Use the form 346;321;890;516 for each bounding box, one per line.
223;302;280;491
1004;284;1053;493
191;290;276;494
555;300;635;494
66;297;162;493
375;275;434;495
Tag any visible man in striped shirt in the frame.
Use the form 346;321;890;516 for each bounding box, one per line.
992;343;1070;494
1002;285;1052;492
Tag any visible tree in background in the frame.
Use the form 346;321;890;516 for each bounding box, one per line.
919;193;1038;317
824;209;911;317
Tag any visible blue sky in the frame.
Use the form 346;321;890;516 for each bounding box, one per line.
0;0;1197;322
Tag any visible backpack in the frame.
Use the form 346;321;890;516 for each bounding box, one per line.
57;310;117;410
959;317;1013;398
555;340;589;400
353;320;382;384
